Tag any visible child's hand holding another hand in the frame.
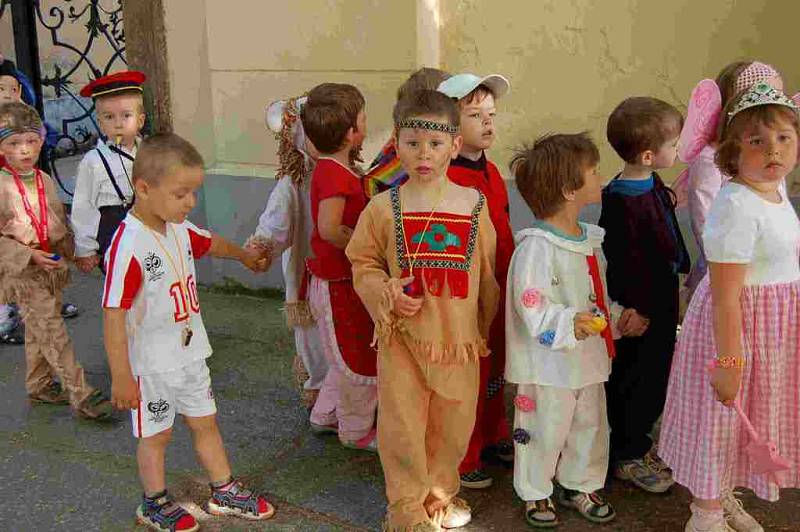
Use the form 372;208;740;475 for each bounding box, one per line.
617;308;649;337
75;254;100;273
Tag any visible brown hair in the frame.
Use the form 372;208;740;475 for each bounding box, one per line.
0;101;42;132
300;83;364;154
393;89;460;129
715;103;800;178
459;85;494;108
607;97;683;163
716;61;751;110
132;133;204;184
510;132;600;219
394;68;450;121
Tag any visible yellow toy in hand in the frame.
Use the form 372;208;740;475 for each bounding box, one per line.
588;315;608;333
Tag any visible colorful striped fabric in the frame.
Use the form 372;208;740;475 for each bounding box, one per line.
363;138;409;198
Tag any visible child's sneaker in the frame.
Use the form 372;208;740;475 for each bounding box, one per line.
614;458;674;493
207;478;275;520
460;469;493;489
342;429;378;453
557;488;615;524
73;389;113;420
488;440;514;464
310;421;338;435
28;380;69;405
524;498;558;528
685;505;736;532
721;490;763;532
434;497;471;529
136;491;198;532
644;442;673;478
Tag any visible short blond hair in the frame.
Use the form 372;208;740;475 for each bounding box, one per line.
95;89;145;114
132;133;203;185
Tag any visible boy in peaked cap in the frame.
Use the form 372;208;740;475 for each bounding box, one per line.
72;70;147;273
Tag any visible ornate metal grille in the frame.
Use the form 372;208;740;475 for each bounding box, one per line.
1;0;126;196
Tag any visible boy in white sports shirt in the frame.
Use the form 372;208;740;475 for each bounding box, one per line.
102;133;275;531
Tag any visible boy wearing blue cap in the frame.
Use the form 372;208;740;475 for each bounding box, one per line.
438;72;515;489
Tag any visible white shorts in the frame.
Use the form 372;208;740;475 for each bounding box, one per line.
130;359;217;438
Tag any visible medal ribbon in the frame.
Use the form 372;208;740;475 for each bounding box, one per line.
7;165;50;252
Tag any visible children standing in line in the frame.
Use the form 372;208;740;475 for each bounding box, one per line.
347;89;499;531
0;101;110;418
660;83;800;532
102;133;274;531
506;133;648;528
679;61;784;298
363;67;451;198
437;73;514;488
72;71;147;273
600;97;690;493
301;83;378;450
246;95;330;411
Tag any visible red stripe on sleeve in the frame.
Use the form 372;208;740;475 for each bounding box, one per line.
188;227;212;259
103;222;127;307
118;258;143;309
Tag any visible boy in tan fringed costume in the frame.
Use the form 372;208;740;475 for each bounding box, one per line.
347;90;499;531
0;101;111;419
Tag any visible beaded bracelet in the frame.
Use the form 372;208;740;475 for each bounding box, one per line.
713;356;745;369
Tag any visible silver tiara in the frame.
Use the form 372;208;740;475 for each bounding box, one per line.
395;118;458;135
727;82;799;123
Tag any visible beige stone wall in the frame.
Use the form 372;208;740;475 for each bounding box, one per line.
164;0;438;175
440;0;800;185
162;0;800;191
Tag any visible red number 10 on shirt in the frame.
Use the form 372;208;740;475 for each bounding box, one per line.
169;274;200;322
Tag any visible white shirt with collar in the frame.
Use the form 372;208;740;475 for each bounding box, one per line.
505;221;623;389
71;138;138;257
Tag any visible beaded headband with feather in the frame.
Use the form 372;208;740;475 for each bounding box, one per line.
726;82;800;123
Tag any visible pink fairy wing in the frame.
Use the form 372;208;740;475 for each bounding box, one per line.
679;79;722;164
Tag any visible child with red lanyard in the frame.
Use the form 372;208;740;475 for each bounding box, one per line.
301;83;378;451
0;101;111;418
437;73;515;488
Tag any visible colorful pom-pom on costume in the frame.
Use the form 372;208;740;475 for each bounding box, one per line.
514;395;536;412
538;330;556;347
521;288;544;309
512;428;531;445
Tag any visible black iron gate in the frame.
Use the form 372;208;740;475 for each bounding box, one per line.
0;0;126;198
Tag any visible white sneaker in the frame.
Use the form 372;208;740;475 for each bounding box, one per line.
685;508;736;532
721;491;764;532
435;497;472;529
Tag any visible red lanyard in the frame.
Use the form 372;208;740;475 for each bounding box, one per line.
586;253;616;359
7;166;50;252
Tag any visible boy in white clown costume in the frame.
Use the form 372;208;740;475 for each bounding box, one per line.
505;133;649;528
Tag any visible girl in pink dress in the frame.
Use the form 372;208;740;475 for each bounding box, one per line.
660;83;800;532
677;61;785;299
